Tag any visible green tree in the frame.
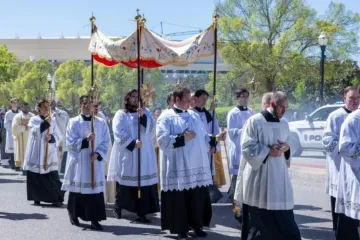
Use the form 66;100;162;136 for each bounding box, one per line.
205;71;255;107
292;59;360;108
0;44;20;105
10;59;54;106
55;60;86;114
217;0;360;92
179;75;210;92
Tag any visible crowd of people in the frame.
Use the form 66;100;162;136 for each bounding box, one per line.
0;85;359;240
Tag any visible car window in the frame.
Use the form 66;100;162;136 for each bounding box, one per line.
310;107;341;121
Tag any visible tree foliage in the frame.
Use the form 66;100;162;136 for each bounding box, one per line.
217;0;360;92
54;60;86;114
0;44;20;105
10;59;54;106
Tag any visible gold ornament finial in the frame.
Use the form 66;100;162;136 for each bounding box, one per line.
141;14;147;25
213;10;219;23
135;8;142;22
90;12;96;23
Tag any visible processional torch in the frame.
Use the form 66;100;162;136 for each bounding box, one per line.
44;74;55;170
89;15;99;190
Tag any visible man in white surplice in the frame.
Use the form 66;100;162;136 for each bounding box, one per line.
335;96;360;240
108;89;159;223
4;98;19;169
192;89;226;188
23;100;64;206
234;91;301;240
322;86;360;234
157;87;226;240
62;95;110;231
226;88;253;202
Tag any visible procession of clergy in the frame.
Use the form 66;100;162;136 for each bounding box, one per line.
1;84;360;240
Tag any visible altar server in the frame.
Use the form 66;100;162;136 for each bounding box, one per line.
322;86;360;232
62;95;110;231
157;86;225;240
234;91;301;239
108;89;159;223
335;102;360;240
4;98;19;169
226;88;253;201
23;100;64;207
192;89;226;188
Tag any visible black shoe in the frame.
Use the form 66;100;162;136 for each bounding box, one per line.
177;233;189;240
69;216;80;226
113;209;121;219
22;171;26;176
14;167;21;171
193;228;208;237
52;202;63;207
34;201;40;206
136;215;151;224
90;221;103;231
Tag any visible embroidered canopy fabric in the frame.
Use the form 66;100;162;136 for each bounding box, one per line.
88;25;215;68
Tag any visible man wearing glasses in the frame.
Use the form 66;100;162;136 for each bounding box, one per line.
234;91;301;240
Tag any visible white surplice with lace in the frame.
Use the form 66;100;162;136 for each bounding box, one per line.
156;109;213;192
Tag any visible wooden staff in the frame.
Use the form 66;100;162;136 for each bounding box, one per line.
207;13;224;204
90;14;96;189
210;13;219;173
44;80;53;170
135;9;142;199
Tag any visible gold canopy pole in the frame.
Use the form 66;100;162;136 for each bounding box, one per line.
89;14;97;190
135;9;143;199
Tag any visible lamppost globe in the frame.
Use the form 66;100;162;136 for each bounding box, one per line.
318;32;328;46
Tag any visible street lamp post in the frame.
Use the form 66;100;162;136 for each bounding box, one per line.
318;32;328;104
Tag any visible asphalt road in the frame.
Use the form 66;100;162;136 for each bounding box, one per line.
0;150;332;240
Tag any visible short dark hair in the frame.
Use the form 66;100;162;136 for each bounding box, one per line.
173;87;191;102
344;86;359;95
37;99;48;108
154;107;162;112
235;88;249;98
79;95;89;105
21;102;29;107
194;89;209;98
166;93;174;105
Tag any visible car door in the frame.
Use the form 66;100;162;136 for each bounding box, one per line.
300;106;340;150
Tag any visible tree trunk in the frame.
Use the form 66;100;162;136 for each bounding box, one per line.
265;77;274;92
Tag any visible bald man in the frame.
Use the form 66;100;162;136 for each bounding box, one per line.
235;91;300;240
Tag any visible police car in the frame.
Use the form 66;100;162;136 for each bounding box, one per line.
288;103;344;156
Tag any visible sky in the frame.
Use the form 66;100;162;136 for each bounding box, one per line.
0;0;359;39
